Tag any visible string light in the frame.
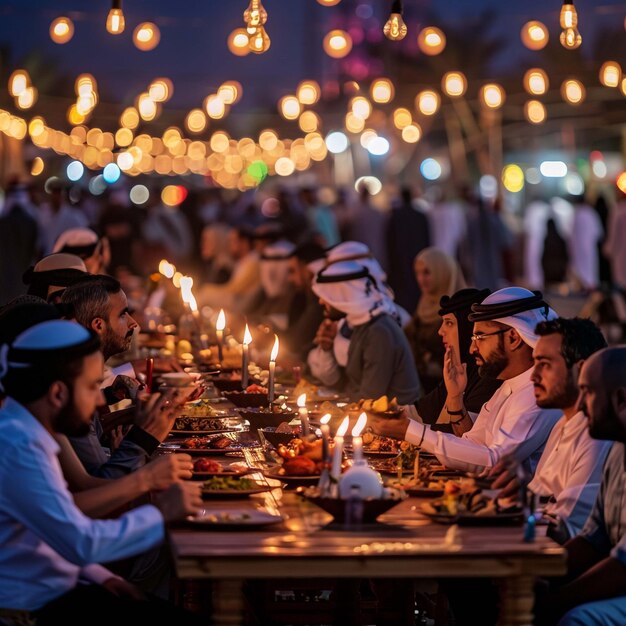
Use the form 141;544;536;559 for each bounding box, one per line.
561;79;585;104
480;84;505;109
106;0;125;35
521;21;549;50
442;72;467;98
383;0;407;41
417;27;446;55
228;28;250;56
560;1;582;50
523;69;549;95
323;29;352;58
243;0;267;34
133;22;160;51
248;25;271;53
50;17;74;44
600;62;622;88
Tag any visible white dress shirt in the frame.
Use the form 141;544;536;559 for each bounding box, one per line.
528;411;612;538
0;398;165;611
406;367;561;474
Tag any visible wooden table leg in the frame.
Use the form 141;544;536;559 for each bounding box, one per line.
212;578;244;626
498;575;535;626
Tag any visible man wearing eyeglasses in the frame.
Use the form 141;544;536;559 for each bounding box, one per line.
372;286;562;475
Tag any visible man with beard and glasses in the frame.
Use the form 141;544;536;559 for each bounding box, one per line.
491;318;611;542
311;260;421;404
0;319;204;626
534;347;626;626
61;275;189;479
372;287;562;475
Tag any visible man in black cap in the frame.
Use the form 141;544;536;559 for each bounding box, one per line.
0;319;203;625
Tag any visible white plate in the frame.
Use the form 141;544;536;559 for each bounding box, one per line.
187;507;283;528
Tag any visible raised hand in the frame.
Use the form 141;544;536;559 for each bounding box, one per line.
368;409;411;441
443;345;468;401
313;319;337;351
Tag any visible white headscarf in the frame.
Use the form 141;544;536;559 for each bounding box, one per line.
312;260;397;326
53;227;99;253
478;287;558;348
326;241;389;292
259;240;296;299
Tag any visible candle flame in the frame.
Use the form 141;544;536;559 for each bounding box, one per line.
243;324;252;345
172;271;183;288
270;334;279;362
188;293;198;312
216;309;226;331
158;259;175;278
320;413;331;425
336;416;350;438
352;412;368;437
297;393;306;408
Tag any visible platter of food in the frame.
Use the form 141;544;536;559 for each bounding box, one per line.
191;458;254;479
160;435;236;454
200;476;277;499
186;507;283;529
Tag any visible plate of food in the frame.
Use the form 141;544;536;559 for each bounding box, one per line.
160;435;236;454
386;475;447;498
191;458;254;479
200;476;277;498
345;433;400;458
263;463;322;486
186;507;283;529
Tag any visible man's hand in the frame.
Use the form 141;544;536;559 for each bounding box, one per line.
443;345;468;402
153;481;203;522
141;453;194;491
133;386;197;442
489;458;523;499
313;319;337;351
368;411;411;441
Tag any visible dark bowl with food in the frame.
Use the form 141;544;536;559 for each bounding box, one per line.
238;408;295;429
223;391;269;408
297;486;406;524
172;416;235;432
212;377;246;392
257;426;300;448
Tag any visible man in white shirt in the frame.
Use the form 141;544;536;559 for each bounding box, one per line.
0;319;202;625
492;317;612;541
372;287;562;474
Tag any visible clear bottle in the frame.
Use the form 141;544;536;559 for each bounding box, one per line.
344;484;364;528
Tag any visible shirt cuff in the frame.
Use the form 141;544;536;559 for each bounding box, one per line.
80;564;120;586
124;427;160;454
405;420;436;450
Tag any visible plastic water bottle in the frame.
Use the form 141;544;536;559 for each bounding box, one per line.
344;484;364;528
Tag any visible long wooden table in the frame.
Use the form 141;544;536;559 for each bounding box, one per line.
168;486;566;626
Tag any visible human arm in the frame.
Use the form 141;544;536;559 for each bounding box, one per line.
442;346;472;436
72;453;195;518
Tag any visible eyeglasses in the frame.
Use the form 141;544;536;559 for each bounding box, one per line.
471;329;509;343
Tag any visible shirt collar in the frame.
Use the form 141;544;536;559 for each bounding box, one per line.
501;366;533;395
0;397;60;455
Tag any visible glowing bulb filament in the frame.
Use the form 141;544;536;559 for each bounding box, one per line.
106;1;125;35
383;2;407;41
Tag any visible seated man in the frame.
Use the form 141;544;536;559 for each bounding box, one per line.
0;319;202;626
23;252;88;303
372;287;561;474
493;317;611;541
311;260;422;404
61;275;186;478
537;346;626;625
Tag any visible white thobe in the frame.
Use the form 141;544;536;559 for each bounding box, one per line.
406;367;561;474
528;411;611;538
426;202;467;258
569;204;603;290
605;204;626;290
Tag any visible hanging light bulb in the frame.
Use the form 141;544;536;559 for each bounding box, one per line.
559;1;582;49
106;0;125;35
50;17;74;44
383;0;407;41
243;0;268;34
248;25;271;53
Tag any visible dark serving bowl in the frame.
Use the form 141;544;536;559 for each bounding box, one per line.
212;378;245;392
223;392;269;408
257;426;300;448
297;486;406;525
238;408;294;429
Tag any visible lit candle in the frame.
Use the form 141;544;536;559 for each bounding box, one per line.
297;393;309;437
158;259;175;279
351;412;368;465
330;416;350;491
268;334;279;404
413;449;420;483
242;324;252;389
215;309;226;363
319;413;331;464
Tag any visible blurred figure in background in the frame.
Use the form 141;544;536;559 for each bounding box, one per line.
200;223;233;284
386;186;431;313
604;188;626;293
298;186;340;248
404;247;466;394
426;187;466;259
53;227;110;275
347;184;388;271
523;193;551;290
569;194;603;293
0;180;39;304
